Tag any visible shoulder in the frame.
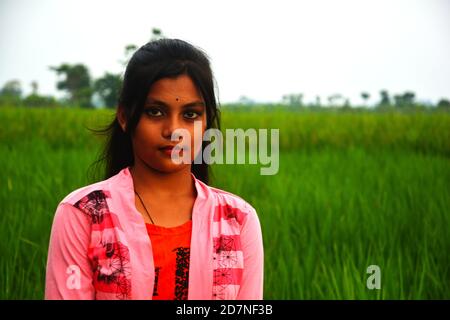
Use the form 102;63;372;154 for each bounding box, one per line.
208;185;255;211
59;179;112;207
54;171;126;226
57;169;127;212
206;184;259;225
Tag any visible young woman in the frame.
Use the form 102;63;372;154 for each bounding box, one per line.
45;38;264;300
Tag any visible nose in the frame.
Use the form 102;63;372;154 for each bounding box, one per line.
161;115;182;140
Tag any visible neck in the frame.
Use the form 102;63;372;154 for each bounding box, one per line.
129;157;194;199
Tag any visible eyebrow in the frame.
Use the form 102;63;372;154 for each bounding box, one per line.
145;98;205;109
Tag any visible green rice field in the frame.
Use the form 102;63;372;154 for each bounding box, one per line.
0;107;449;299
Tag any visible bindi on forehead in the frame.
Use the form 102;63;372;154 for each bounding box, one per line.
149;92;193;103
145;96;205;110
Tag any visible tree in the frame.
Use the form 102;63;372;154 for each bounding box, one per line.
119;28;166;67
31;81;38;95
393;91;415;109
361;92;370;106
0;80;23;107
49;63;93;108
436;99;450;111
379;90;390;106
21;80;58;107
237;95;256;105
93;72;122;108
119;44;138;67
282;93;304;107
1;80;22;97
315;95;321;107
402;91;415;106
23;94;58;108
327;94;343;107
150;27;165;41
343;98;351;109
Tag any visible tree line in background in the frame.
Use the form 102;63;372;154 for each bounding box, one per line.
1;27;449;112
232;91;449;112
277;91;450;112
0;28;164;109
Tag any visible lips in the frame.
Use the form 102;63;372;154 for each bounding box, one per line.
158;145;184;157
159;146;174;151
158;145;176;151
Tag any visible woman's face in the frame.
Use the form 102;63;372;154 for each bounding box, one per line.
120;74;207;173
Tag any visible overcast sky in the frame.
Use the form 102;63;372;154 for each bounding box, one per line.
1;0;449;105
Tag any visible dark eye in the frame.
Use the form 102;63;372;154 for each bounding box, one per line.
145;108;163;117
184;111;201;119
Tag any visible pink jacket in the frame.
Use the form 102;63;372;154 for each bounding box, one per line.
45;167;264;300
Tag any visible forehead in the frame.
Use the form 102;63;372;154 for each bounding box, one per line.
147;74;203;102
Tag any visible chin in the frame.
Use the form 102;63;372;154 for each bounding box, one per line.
150;161;190;174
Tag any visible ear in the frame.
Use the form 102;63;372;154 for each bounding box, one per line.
117;106;127;132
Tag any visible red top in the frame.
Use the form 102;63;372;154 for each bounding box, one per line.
145;220;192;300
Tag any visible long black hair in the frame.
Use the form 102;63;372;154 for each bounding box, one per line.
90;38;221;184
